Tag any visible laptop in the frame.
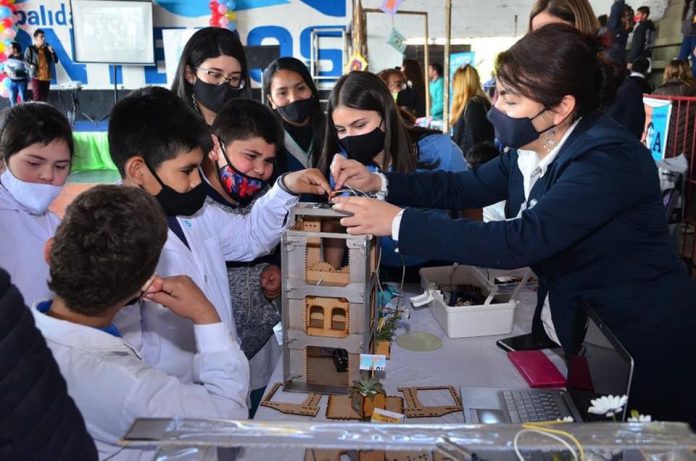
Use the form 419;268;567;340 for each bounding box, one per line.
461;300;634;423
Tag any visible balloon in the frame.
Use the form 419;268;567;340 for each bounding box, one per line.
0;7;11;18
0;89;9;99
4;27;15;39
217;4;227;14
225;11;236;20
3;77;10;88
208;18;218;26
208;1;218;8
2;17;11;28
219;16;229;27
225;0;236;9
227;21;236;31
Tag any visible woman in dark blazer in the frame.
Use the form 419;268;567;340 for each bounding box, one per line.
331;24;696;427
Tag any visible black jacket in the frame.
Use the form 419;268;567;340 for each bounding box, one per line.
451;96;494;156
0;268;97;460
629;20;655;61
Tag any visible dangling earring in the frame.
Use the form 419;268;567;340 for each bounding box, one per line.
543;127;558;152
191;92;201;115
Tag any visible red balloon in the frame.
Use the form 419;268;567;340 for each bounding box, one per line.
208;18;218;26
209;1;219;9
2;18;12;28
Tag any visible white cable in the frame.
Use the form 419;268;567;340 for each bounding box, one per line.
513;429;578;461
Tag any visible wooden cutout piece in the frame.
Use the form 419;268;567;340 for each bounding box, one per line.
397;386;463;418
260;383;322;417
325;394;404;420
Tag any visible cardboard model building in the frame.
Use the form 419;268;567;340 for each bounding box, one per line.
281;203;379;394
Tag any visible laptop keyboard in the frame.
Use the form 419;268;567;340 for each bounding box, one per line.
502;390;568;423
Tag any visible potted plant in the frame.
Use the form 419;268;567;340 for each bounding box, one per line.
350;376;387;421
374;310;400;359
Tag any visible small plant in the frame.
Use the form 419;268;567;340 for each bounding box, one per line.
376;309;400;342
352;376;385;397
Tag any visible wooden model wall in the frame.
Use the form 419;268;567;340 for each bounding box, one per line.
281;204;379;394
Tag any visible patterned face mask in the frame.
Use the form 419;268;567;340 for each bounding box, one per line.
218;141;267;206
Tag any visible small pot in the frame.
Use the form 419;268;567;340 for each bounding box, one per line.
351;390;387;421
374;339;391;359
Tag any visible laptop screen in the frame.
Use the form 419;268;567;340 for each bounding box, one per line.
566;301;634;421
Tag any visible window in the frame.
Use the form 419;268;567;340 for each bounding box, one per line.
309;305;324;328
331;307;346;331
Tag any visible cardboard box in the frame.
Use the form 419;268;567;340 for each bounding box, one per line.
419;266;529;338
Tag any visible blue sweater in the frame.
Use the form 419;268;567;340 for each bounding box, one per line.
386;116;696;425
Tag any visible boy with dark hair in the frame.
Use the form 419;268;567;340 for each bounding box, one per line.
109;86;329;384
206;99;287;415
629;6;655;63
34;185;249;459
629;57;654;94
428;62;444;120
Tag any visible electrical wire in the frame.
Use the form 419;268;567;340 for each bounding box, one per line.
521;422;585;461
513;429;578;461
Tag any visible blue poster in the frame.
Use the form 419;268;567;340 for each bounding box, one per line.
641;97;672;161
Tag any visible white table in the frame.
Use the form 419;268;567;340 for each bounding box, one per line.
240;285;563;460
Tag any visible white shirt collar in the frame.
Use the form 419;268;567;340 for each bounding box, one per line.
630;71;645;79
516;119;581;203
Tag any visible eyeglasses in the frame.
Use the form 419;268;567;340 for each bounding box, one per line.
193;66;246;89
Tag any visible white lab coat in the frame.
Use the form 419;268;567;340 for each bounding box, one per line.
33;305;249;461
0;183;59;306
116;182;298;382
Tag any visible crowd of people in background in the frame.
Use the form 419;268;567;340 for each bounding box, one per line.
2;0;696;458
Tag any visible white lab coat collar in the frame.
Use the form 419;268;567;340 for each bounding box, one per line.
630;71;646;79
32;303;141;357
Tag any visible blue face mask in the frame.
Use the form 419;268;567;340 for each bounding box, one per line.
486;106;554;149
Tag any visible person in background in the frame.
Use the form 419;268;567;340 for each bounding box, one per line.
263;57;325;175
171;27;251;126
4;42;28;107
607;0;628;65
0;102;73;306
34;185;249;459
680;0;696;78
377;68;417;125
208;100;286;417
317;71;466;281
628;57;654;94
331;24;696;427
401;58;427;117
529;0;645;138
23;29;57;102
449;64;495;156
0;268;97;460
653;58;696;96
629;6;655;63
428;62;444;120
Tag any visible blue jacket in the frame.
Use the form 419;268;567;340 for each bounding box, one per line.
0;269;97;460
386;116;696;425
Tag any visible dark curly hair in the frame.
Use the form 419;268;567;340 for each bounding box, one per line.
48;185;167;315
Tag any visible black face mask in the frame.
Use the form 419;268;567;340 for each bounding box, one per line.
145;163;207;217
277;97;315;125
193;79;243;113
338;127;386;166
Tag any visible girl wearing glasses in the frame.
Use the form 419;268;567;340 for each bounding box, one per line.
171;27;251;126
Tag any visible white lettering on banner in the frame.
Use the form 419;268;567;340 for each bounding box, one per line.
12;0;349;90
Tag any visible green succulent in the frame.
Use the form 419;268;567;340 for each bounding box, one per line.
352;376;385;397
376;310;401;341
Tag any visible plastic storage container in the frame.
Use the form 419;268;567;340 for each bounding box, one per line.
419;266;529;338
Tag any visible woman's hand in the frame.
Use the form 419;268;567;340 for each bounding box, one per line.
283;168;331;196
330;154;381;192
331;196;402;236
260;264;281;300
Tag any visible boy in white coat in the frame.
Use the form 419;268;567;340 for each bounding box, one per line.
34;185;249;461
107;87;330;384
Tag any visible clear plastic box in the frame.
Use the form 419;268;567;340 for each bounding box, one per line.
418;266;529;338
